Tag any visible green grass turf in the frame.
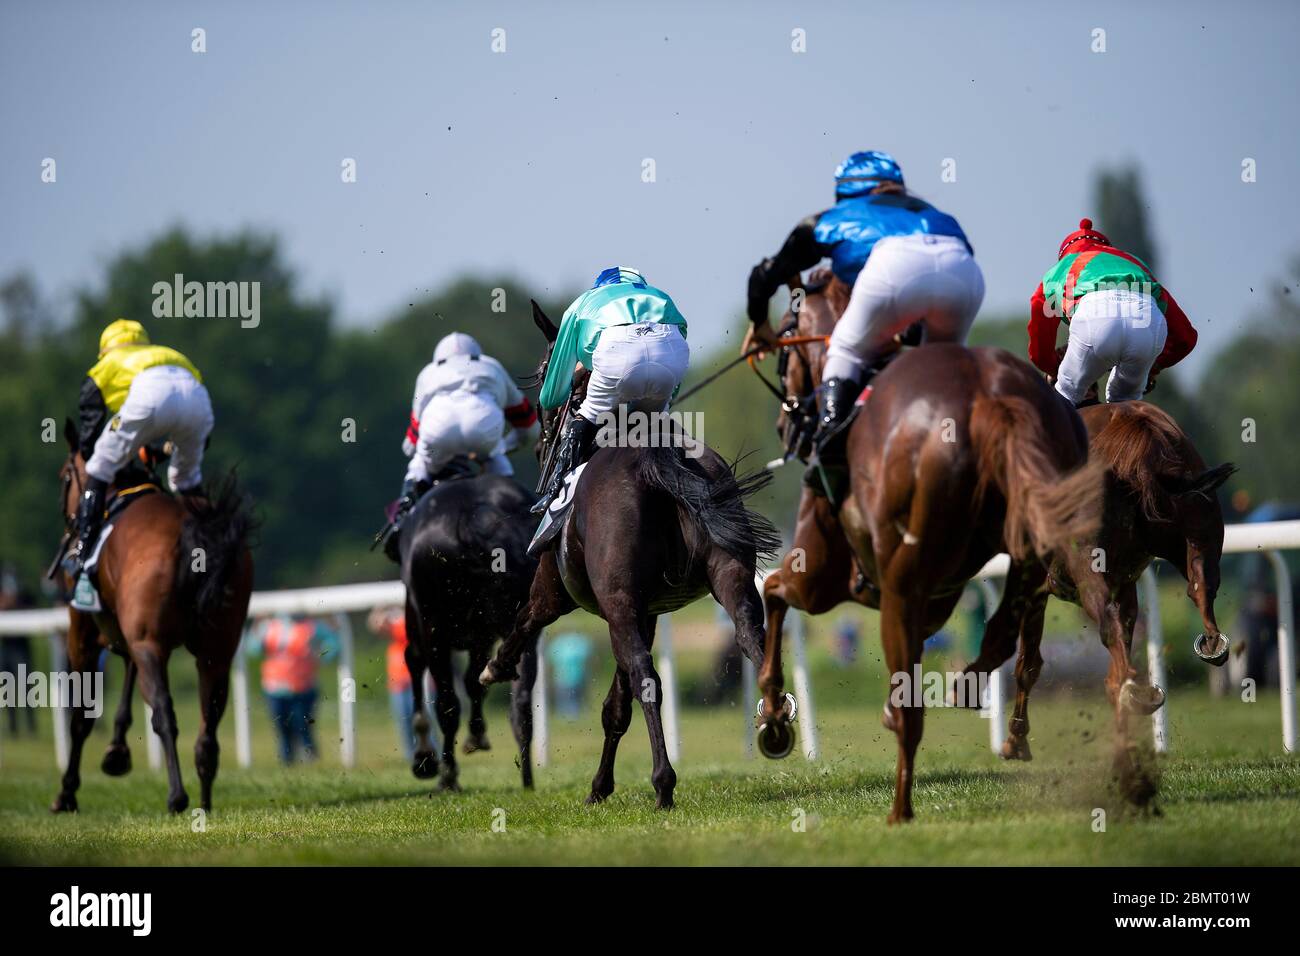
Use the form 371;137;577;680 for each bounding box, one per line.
2;680;1296;865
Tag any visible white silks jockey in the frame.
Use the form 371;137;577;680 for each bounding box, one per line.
385;332;539;556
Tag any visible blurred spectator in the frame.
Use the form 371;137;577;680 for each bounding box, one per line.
546;631;592;719
0;563;37;737
834;614;861;666
367;606;437;759
1231;503;1300;690
245;614;339;764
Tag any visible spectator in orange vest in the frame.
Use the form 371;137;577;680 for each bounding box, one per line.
245;614;339;765
367;606;437;759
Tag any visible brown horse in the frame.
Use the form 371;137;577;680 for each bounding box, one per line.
51;419;254;814
977;400;1235;768
480;302;787;810
761;278;1112;822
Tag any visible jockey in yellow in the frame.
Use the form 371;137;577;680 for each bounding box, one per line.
66;319;213;576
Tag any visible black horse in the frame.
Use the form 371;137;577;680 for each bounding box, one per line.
399;465;542;791
480;302;789;810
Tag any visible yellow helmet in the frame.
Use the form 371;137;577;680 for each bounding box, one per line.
98;318;150;357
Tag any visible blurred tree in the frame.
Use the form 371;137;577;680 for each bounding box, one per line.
1093;164;1159;273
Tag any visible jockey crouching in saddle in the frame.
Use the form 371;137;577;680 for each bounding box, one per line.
66;319;213;578
1028;219;1197;406
532;267;689;518
744;150;984;494
384;332;538;559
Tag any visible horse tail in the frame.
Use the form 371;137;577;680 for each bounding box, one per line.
176;469;256;622
1091;402;1234;521
971;395;1105;561
636;446;783;566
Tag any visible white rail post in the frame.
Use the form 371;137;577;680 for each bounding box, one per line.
144;702;162;770
742;655;756;758
232;626;252;768
1141;566;1170;753
48;631;69;771
532;630;549;768
335;613;356;769
657;615;681;764
1267;551;1297;754
976;579;1006;755
788;611;819;760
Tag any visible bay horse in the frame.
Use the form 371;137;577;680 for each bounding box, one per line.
51;418;254;814
398;467;543;792
975;400;1235;770
761;277;1115;823
480;301;787;810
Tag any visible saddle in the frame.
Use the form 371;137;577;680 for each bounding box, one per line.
67;476;164;612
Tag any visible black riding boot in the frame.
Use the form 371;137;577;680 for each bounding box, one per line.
531;415;597;514
383;478;430;562
66;477;108;578
803;376;860;499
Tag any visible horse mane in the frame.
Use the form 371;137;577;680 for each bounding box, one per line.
176;469;257;620
1090;402;1232;522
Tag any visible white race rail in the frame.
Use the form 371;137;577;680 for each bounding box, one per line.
3;519;1293;769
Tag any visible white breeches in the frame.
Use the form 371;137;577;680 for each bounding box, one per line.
1055;290;1168;404
824;233;985;382
577;323;690;423
86;365;214;492
406;392;510;482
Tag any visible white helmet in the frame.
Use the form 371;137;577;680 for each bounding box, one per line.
433;331;482;364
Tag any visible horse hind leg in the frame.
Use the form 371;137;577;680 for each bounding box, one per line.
612;613;676;810
879;588;926;824
462;646;492;754
194;654;231;812
509;639;541;789
1002;590;1048;761
101;658;136;777
50;612;102;813
587;668;633;803
1185;540;1230;667
428;643;462;792
131;641;189;814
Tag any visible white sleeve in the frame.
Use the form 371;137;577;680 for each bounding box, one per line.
486;356;525;409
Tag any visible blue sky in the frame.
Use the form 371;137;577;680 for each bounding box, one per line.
3;0;1297;380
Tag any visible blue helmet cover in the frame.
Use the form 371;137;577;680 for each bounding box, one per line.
834;150;904;200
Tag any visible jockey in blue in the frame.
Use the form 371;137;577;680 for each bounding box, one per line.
744;150;984;474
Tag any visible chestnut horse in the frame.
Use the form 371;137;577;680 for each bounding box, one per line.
51;419;254;814
480;302;786;810
762;278;1110;823
975;400;1235;770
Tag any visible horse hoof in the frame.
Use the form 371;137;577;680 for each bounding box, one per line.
463;734;491;754
755;693;797;721
881;702;899;733
655;793;675;811
411;752;439;779
479;659;518;686
1000;736;1033;761
438;776;461;793
757;720;796;760
585;790;612;805
167;792;190;815
49;793;78;814
1193;633;1230;667
101;745;132;777
1119;679;1166;715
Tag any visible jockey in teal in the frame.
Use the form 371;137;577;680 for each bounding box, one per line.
534;267;689;512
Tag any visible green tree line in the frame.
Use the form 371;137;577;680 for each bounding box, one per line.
3;221;1297;597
